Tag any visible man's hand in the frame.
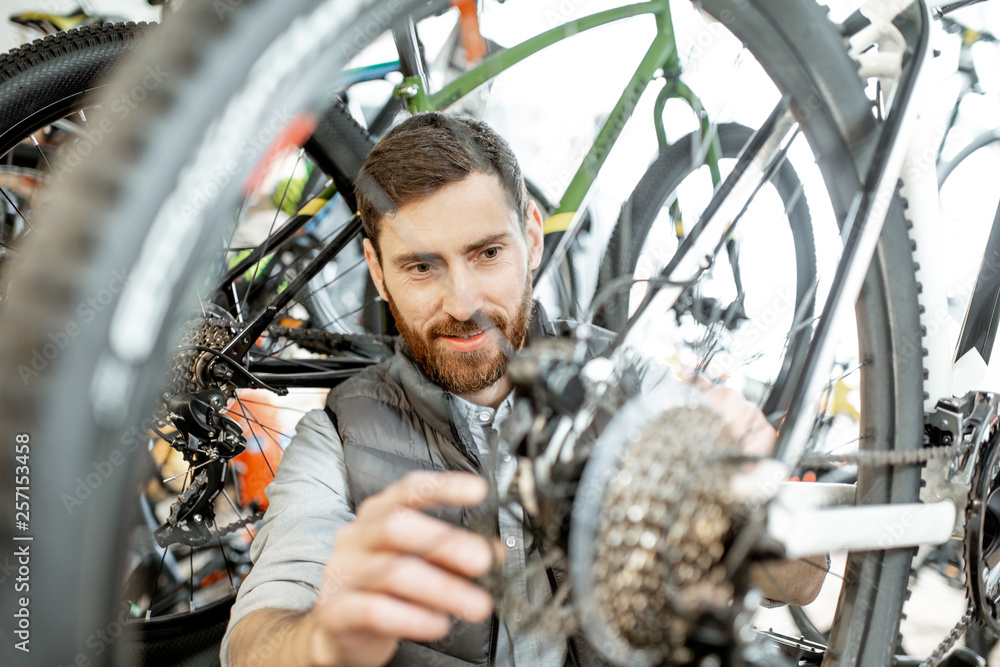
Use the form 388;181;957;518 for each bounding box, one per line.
696;381;776;457
230;471;497;667
696;380;827;607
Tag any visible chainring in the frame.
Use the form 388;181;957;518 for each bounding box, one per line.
965;420;1000;634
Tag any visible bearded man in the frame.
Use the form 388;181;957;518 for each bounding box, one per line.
222;112;824;667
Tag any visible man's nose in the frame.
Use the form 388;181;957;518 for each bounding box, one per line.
440;267;484;322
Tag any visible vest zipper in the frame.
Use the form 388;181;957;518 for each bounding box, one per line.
488;607;498;665
545;564;582;666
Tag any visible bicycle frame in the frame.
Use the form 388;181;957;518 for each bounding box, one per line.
762;0;1000;564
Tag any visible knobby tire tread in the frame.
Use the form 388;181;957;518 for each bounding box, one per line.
0;22;151;155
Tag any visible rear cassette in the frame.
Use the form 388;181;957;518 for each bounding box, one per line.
570;384;751;666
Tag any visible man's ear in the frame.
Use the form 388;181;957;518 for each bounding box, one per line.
525;200;545;271
363;238;389;302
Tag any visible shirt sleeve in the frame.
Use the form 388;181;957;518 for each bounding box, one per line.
220;408;354;666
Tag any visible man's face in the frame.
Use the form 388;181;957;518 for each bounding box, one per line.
363;172;544;395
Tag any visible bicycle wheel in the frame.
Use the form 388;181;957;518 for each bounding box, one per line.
0;1;923;666
576;3;923;664
0;23;151;290
0;26;375;662
0;8;390;667
0;22;151;156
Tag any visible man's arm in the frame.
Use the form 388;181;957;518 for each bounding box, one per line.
220;409;355;666
752;555;828;606
229;608;315;667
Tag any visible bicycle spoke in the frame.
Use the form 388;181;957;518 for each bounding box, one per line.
293;256;367;305
222;402;292;442
196;289;208;318
237;398;311;414
317;301;368;332
0;186;32;232
145;544;170;622
30;134;55;175
217;533;237;594
0;239;22;255
189;549;195;612
231;396;277;477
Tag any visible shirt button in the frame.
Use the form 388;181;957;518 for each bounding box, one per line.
478;412;491;423
502;453;512;463
513;613;522;622
505;536;517;548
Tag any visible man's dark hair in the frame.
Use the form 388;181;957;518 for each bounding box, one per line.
354;112;528;259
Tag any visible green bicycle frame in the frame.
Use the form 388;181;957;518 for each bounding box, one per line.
396;1;722;248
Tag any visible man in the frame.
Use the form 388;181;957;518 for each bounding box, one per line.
223;112;824;667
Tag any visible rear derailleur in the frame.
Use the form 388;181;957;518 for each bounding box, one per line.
153;388;249;548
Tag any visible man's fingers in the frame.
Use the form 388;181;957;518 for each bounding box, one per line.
349;553;493;623
317;590;453;643
699;384;776;456
342;506;496;579
357;471;487;520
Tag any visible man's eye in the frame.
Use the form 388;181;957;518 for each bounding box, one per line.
412;263;432;273
482;247;501;260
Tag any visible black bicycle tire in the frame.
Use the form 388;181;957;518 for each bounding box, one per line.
0;21;239;663
0;22;151;157
594;122;815;331
592;122;817;421
0;0;426;664
711;4;925;665
0;22;350;661
589;2;924;664
0;1;923;666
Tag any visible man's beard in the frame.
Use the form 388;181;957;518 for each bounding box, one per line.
386;272;533;395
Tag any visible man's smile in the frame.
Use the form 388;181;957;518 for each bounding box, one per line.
438;329;491;352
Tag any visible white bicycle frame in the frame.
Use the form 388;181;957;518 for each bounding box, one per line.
643;0;993;559
768;0;1000;559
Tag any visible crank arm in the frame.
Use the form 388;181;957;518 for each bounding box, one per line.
767;497;956;558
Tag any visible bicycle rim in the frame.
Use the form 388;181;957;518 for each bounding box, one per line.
694;2;924;665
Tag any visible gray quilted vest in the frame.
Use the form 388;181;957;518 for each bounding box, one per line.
324;303;621;666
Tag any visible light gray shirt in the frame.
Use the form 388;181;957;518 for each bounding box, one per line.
220;394;567;666
450;393;567;667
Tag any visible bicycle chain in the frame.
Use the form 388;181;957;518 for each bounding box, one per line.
211;510;265;541
919;604;975;667
804;442;978;664
798;442;966;469
268;325;396;348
